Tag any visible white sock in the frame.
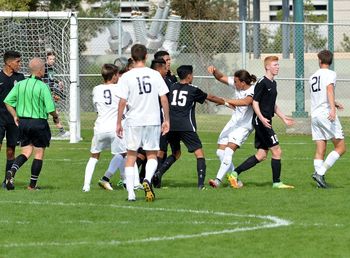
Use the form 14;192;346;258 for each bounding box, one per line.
120;157;126;182
216;147;234;181
133;163;140;186
318;151;340;176
83;157;98;187
125;166;135;198
104;154;125;179
216;149;225;162
313;159;323;172
144;158;158;182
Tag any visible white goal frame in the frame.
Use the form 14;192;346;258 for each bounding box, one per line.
0;11;80;143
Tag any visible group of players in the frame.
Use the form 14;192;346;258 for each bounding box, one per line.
82;44;346;202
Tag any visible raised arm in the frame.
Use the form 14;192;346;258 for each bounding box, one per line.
207;65;229;85
225;96;253;107
206;94;225;106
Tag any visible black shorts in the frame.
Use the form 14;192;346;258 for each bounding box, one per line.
0;122;19;147
159;133;168;152
167;131;202;153
253;116;279;150
18;118;51;148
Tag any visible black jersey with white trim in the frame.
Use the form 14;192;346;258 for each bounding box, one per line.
253;76;277;120
168;82;207;132
0;70;25;124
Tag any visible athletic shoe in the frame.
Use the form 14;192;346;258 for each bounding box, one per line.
227;171;242;189
98;179;113;191
134;184;144;190
1;181;6;189
152;171;162;188
82;185;90;192
142;179;155;202
272;182;295;189
128;191;136;201
198;185;207;190
27;186;41;191
312;172;327;188
5;170;15;191
208;178;220;188
57;131;70;139
117;180;126;189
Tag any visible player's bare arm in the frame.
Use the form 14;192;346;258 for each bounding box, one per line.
274;104;295;126
327;84;336;121
207;66;229;85
116;98;127;138
206;94;225;106
252;100;271;128
160;94;170;135
225;95;253;107
49;111;60;124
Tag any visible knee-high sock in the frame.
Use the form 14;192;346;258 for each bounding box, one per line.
313;159;323;172
125;166;135;198
235;155;259;175
10;154;28;177
197;158;206;187
83;157;98;187
133;163;140;186
104;154;125;180
216;147;234;181
216;149;234;172
158;155;176;176
144;158;158;182
317;151;340;176
30;159;43;188
271;158;281;183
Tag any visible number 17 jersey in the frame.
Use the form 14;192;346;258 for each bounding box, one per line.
309;68;336;117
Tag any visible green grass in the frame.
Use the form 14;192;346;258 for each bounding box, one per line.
1;129;350;258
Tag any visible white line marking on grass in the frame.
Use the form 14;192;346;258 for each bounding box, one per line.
0;200;292;248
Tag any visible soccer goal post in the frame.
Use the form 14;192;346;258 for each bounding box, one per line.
0;11;80;143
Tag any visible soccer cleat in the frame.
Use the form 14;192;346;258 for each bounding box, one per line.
312;172;328;188
142;179;155;202
152;171;162;188
227;171;242;189
198;185;207;190
98;179;113;191
272;182;295;189
5;170;15;191
82;185;90;192
1;181;6;189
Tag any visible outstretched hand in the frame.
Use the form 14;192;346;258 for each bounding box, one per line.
283;116;295;126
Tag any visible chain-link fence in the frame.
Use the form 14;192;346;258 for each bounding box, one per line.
78;17;350;135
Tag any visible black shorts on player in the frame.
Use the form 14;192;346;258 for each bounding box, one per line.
0;123;19;147
167;131;202;153
18;118;51;148
253;116;279;150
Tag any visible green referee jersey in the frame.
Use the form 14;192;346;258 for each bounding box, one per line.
4;75;56;119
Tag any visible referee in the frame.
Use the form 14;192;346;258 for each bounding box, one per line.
4;57;60;190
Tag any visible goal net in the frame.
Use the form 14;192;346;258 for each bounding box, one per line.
0;12;80;142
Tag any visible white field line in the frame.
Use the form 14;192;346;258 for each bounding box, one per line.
0;200;291;248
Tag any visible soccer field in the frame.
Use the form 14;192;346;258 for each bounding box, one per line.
1;130;350;258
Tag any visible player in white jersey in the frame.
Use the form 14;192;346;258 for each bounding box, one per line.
207;66;256;188
82;64;128;192
309;50;346;188
116;44;170;202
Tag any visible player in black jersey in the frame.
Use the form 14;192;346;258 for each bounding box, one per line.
227;56;295;189
0;51;25;188
153;65;224;189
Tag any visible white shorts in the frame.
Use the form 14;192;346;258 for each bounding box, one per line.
217;120;252;147
90;131;126;154
311;114;344;141
124;125;160;151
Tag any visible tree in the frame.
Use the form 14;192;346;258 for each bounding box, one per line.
341;33;350;51
0;0;38;11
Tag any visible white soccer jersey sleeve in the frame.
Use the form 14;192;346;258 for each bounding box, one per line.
309;68;336;116
116;67;169;126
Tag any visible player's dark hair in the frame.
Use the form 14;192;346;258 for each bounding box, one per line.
131;44;147;62
234;70;257;85
151;58;166;70
3;50;21;63
154;50;169;59
46;51;55;57
177;65;193;80
101;64;119;82
318;50;333;65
